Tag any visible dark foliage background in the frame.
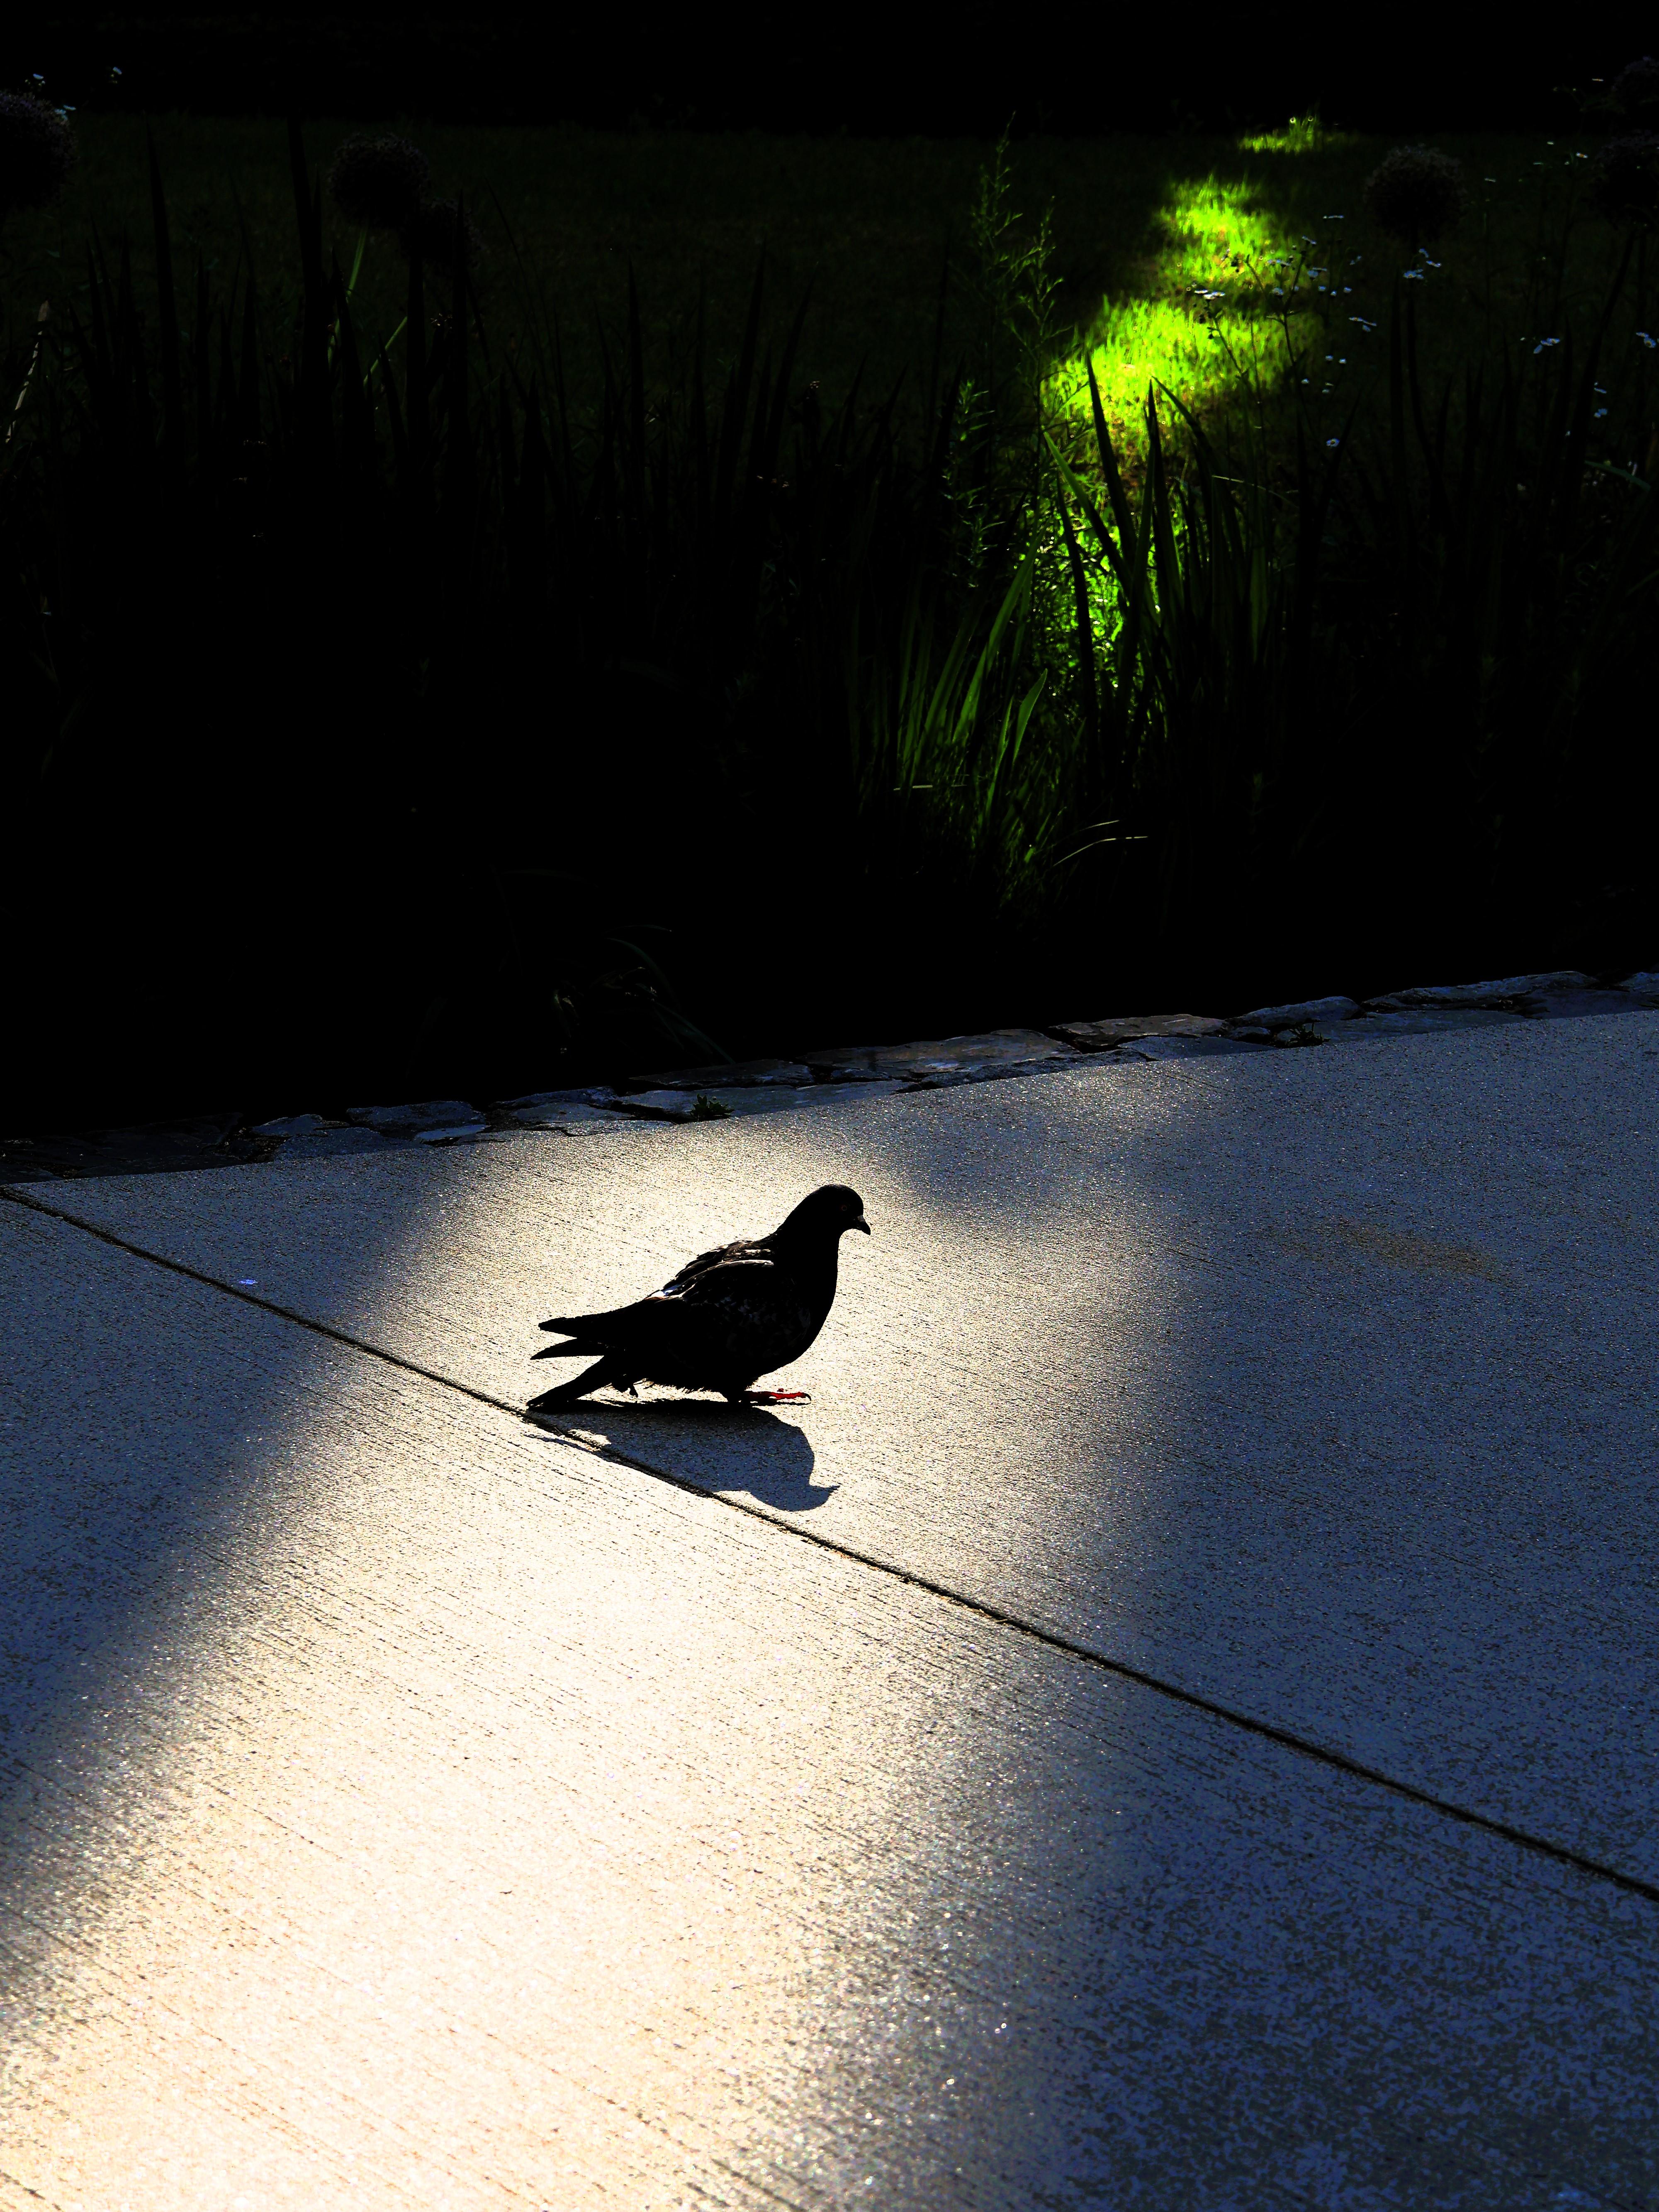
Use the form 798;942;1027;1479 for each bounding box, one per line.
11;8;1659;139
2;34;1658;1129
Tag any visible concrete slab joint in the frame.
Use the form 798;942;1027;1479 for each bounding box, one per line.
4;1007;1659;2205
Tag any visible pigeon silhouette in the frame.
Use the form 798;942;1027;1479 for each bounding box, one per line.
526;1184;871;1411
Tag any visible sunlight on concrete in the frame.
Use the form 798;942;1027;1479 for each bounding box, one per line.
12;1014;1659;2202
0;1096;1197;2199
0;1188;1163;2206
10;1519;1012;2203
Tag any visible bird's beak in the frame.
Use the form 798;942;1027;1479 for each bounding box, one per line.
850;1216;871;1235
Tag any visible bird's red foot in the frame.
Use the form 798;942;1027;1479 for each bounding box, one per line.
742;1389;812;1405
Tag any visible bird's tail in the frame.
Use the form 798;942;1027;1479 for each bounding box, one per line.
526;1357;627;1412
535;1313;624;1361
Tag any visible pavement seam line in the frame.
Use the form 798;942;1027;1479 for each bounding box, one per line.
8;1180;1659;1912
0;2164;54;2207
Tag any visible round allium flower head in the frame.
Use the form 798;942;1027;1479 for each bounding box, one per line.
1588;132;1659;227
326;134;430;230
1361;144;1467;245
1611;56;1659;120
0;91;76;219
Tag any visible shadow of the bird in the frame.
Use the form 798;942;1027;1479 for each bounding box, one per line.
524;1399;837;1512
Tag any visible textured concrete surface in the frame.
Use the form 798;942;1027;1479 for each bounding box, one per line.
5;1010;1659;2204
34;1013;1659;1873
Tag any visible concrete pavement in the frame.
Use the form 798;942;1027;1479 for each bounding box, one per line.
4;1011;1658;2206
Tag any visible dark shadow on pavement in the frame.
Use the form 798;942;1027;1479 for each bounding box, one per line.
523;1396;837;1513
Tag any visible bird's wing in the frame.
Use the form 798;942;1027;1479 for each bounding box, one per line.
542;1265;783;1345
654;1257;813;1370
538;1238;749;1336
661;1235;769;1293
538;1248;826;1386
537;1222;774;1336
537;1290;678;1348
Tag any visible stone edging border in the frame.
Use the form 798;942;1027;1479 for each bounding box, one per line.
4;967;1655;1182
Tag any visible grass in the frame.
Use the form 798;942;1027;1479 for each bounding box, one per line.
0;114;1654;1125
2;119;1645;440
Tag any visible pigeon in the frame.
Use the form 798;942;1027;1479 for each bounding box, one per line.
526;1183;871;1411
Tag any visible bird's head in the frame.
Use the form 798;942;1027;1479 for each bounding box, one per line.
778;1184;871;1241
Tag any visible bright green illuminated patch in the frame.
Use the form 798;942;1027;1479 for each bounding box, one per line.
1234;115;1355;155
1047;175;1326;459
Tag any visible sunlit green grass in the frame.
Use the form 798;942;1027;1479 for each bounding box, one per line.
1233;117;1359;155
1045;132;1642;465
0;116;1637;452
1047;176;1327;450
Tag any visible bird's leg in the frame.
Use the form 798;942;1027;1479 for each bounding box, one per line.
737;1389;812;1406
